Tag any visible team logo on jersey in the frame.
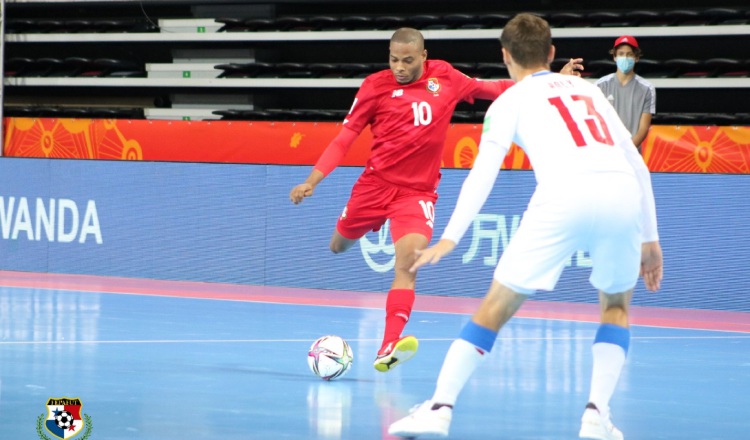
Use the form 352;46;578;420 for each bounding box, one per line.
426;78;440;94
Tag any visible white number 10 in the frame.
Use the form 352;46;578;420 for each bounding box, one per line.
412;102;433;126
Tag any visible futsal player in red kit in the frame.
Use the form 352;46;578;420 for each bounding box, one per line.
290;27;583;372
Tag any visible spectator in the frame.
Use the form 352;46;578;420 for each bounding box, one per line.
596;35;655;152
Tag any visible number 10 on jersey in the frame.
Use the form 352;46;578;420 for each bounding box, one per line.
412;102;433;126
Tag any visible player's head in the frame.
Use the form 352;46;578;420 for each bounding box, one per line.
500;13;553;80
609;35;642;74
389;27;427;84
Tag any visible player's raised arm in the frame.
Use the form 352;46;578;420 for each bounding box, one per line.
472;57;583;101
289;126;358;205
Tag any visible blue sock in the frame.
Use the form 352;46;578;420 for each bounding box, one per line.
459;321;498;353
594;323;630;354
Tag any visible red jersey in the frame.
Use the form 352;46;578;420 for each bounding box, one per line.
342;60;513;191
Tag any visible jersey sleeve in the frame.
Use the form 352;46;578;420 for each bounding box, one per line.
448;64;514;104
341;76;379;134
472;79;515;101
441;96;518;244
313;126;359;176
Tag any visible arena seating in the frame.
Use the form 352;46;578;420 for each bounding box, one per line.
3;1;749;124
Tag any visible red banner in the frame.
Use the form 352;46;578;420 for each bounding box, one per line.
4;117;750;173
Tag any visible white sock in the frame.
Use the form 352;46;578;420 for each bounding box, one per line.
587;342;627;419
431;339;488;406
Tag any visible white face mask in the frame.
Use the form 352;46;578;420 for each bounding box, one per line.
616;56;635;74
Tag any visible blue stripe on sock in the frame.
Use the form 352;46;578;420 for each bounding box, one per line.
459;321;498;353
594;324;630;354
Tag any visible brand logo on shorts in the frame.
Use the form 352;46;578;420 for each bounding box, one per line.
359;220;395;273
426;78;440;94
37;397;93;440
339;205;348;220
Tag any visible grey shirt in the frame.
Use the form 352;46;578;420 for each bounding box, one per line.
596;73;656;139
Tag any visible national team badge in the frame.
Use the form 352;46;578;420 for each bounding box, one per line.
426;78;440;94
37;397;93;440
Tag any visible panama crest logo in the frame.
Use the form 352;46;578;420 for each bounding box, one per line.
37;397;93;440
426;78;440;94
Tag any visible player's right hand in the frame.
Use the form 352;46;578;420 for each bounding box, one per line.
409;239;457;272
640;241;663;292
290;183;314;205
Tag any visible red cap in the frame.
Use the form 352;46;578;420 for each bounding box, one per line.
613;35;639;49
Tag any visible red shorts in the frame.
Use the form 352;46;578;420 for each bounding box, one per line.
336;170;438;243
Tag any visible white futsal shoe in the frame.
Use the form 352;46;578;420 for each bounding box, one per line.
579;404;624;440
388;400;452;438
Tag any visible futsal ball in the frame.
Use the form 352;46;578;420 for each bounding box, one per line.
307;335;354;380
55;410;74;429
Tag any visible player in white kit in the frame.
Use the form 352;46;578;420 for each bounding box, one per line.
388;13;663;440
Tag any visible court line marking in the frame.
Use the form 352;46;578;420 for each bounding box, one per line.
1;270;747;333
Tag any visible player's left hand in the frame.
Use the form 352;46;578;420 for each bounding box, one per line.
409;239;457;272
560;58;584;77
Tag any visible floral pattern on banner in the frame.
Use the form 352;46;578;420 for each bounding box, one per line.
3;118;142;160
4;118;749;173
643;126;750;174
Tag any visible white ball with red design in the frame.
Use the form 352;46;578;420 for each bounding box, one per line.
307;335;354;380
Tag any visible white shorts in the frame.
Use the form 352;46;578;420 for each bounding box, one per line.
494;174;643;295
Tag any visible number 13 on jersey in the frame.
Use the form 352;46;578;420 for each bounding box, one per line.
548;95;614;147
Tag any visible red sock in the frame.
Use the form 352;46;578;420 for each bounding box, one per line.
380;288;415;351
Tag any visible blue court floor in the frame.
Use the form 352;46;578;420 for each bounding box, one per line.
1;280;749;439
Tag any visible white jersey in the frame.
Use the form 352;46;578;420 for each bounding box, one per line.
442;70;658;246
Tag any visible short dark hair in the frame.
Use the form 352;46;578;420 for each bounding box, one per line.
500;13;551;68
609;45;643;58
391;27;425;51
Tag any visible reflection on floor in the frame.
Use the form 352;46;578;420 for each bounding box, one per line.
0;271;748;439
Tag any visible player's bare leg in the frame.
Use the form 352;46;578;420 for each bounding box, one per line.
328;230;359;254
471;280;528;331
374;233;428;372
598;290;632;327
580;289;632;440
